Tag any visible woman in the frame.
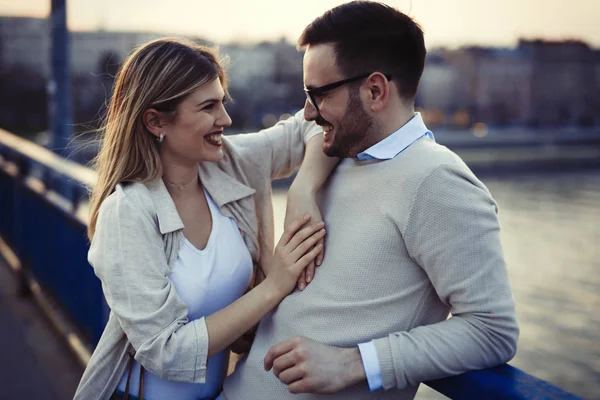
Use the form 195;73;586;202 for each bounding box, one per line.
74;38;335;400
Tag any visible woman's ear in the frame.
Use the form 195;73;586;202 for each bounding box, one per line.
142;109;165;139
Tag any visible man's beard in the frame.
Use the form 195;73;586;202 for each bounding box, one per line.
320;91;376;158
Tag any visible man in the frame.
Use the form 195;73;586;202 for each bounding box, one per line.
221;2;518;399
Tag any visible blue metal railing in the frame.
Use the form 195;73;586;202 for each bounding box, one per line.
0;128;105;345
0;128;583;399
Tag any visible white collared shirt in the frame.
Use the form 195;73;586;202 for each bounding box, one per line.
356;112;435;392
356;112;434;161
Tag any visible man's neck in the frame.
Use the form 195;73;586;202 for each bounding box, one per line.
377;106;415;142
355;106;415;156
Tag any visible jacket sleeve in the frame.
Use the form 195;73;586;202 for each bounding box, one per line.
226;109;322;180
372;164;519;389
89;191;209;383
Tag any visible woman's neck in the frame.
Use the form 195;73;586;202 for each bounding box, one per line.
160;155;200;196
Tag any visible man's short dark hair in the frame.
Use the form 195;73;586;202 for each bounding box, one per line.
298;1;426;102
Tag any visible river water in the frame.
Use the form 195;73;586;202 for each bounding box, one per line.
271;169;600;400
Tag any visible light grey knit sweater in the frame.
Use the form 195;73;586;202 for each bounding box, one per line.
222;138;519;400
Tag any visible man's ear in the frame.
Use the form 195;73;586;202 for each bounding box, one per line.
366;73;390;113
142;109;165;139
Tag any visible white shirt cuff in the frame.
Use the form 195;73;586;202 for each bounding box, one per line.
358;341;382;391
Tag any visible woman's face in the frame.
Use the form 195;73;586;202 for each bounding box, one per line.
160;77;232;164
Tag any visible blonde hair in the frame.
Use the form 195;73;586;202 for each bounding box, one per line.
88;37;228;240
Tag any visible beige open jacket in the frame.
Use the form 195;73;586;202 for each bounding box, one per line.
74;111;321;400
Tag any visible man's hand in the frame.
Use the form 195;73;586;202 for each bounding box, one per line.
264;336;366;394
284;189;325;290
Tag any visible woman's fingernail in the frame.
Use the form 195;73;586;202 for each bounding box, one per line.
307;275;312;283
304;214;311;219
300;283;305;290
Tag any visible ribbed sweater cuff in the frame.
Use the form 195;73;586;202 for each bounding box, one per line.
373;337;397;389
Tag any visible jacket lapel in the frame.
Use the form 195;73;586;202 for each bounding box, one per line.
146;179;184;234
144;180;186;271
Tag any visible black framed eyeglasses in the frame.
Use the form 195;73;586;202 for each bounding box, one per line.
304;73;392;113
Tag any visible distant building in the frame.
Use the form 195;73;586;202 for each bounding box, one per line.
70;31;168;120
519;39;596;127
222;39;303;90
454;46;532;126
0;16;50;77
418;47;532;127
417;51;461;126
221;39;305;127
1;14;599;130
595;50;600;125
222;42;277;88
418;40;599;128
70;31;165;77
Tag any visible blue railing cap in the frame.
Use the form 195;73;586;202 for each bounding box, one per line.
0;128;97;188
426;363;583;399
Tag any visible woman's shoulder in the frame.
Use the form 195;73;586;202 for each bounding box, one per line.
99;181;156;222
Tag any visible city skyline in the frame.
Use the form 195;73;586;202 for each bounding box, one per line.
1;0;600;48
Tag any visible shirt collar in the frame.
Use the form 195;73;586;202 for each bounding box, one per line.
198;158;256;209
146;179;185;235
356;112;433;161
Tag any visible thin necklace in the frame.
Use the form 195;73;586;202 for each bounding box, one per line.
162;174;197;191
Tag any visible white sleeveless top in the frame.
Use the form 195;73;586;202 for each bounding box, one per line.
117;188;253;400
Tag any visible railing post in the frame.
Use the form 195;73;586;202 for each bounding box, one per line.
49;0;72;157
13;156;31;297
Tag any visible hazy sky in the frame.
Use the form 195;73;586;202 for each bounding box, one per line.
1;0;599;48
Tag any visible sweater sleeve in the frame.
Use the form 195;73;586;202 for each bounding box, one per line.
89;192;209;383
226;109;322;180
372;163;519;389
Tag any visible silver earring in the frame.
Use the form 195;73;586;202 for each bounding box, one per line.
157;132;164;143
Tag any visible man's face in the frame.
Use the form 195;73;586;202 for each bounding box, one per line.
303;44;375;158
